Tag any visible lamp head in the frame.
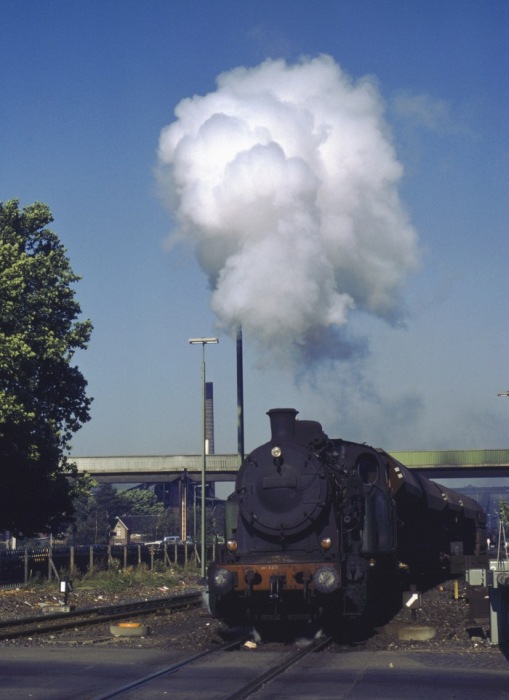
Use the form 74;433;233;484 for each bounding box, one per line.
188;337;219;345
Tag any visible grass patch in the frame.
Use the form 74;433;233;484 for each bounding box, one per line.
79;565;192;593
26;564;199;596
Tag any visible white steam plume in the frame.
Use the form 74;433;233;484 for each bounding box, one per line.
158;55;419;364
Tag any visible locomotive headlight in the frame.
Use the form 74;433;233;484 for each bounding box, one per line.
271;445;282;459
226;539;238;552
211;568;234;593
313;566;340;593
320;537;332;550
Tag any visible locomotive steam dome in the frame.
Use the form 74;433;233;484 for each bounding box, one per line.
236;409;329;536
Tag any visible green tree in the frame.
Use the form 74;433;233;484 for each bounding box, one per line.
120;488;165;517
499;500;509;528
69;492;106;545
158;507;181;537
0;200;92;534
66;480;125;545
69;483;125;545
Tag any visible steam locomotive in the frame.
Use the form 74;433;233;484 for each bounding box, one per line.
208;408;487;627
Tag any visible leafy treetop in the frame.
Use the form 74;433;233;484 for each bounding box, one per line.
0;200;93;534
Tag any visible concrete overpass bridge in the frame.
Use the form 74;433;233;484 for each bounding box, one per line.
389;449;509;480
73;449;509;483
73;454;242;484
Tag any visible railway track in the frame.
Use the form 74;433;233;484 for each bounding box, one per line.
0;591;202;641
223;634;333;700
92;633;333;699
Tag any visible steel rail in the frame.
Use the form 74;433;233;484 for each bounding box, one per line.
89;630;330;699
223;634;333;700
0;591;202;640
92;638;247;700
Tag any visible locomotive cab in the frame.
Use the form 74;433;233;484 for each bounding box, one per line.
352;449;397;554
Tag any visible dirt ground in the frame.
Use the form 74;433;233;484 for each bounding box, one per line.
0;574;503;659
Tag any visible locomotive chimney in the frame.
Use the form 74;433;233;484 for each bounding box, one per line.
267;408;299;442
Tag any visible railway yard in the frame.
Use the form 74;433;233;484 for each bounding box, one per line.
0;574;508;698
0;574;494;650
0;575;495;652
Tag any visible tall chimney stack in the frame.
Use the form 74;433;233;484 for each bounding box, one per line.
237;326;245;461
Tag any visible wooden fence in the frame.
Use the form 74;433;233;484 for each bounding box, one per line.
0;542;214;586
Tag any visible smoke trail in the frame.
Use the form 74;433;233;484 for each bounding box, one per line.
158;55;419;364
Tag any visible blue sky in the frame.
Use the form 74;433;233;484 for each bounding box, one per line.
1;0;508;459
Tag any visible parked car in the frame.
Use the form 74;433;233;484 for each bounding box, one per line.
162;535;180;545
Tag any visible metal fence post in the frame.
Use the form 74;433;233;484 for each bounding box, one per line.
48;543;52;582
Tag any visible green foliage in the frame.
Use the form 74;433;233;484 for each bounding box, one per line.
499;500;509;527
77;566;193;593
69;492;110;545
120;488;165;517
70;485;166;544
157;507;181;536
95;483;125;522
69;482;225;546
70;483;123;545
24;566;195;595
0;200;92;534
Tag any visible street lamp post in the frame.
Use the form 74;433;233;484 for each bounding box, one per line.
189;337;218;578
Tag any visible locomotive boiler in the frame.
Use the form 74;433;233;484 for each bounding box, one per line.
207;408;487;627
